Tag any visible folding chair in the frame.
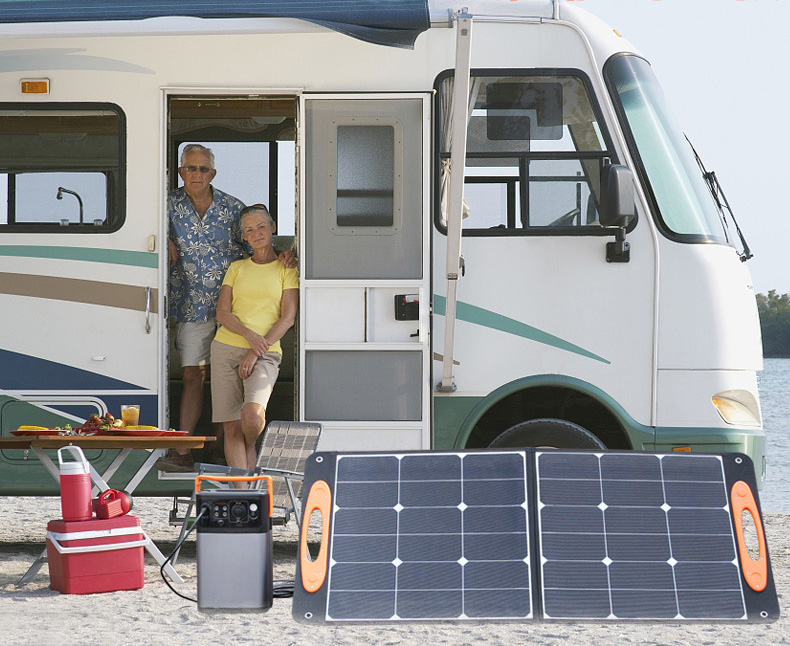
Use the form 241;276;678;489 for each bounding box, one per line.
172;421;322;558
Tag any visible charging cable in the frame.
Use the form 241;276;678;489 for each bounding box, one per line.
160;507;206;602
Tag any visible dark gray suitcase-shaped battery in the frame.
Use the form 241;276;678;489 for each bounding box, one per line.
196;489;273;612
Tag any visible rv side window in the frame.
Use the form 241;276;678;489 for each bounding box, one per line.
336;125;394;228
327;118;402;234
435;72;614;235
0;105;124;232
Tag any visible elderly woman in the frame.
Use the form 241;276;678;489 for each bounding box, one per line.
210;204;298;472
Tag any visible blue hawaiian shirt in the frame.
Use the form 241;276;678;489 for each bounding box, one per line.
168;186;246;322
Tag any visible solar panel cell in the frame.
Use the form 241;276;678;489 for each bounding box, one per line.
400;480;461;506
328;590;395;619
333;534;398;562
604;506;666;533
543;589;611;618
600;453;662;480
330;562;395;590
334;507;397;534
678;590;745;619
538;477;603;506
464;506;527;533
399;534;462;561
611;589;678;618
541;532;607;561
464;588;531;618
336;481;398;507
608;562;674;589
602;479;665;507
398;562;462;590
542;561;608;588
399;507;460;533
540;505;603;532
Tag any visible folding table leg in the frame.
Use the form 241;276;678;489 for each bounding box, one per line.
169;495;196;567
88;448;129;495
123;448;166;494
16;548;47;587
143;532;184;584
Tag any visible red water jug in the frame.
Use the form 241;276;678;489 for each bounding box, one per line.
58;446;93;521
94;489;133;519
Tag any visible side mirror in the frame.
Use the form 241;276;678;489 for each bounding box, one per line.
598;164;635;262
599;163;635;228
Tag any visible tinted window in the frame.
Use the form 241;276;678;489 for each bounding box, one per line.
436;73;612;235
0;105;124;232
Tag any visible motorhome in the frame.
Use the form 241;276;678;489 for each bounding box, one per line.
0;0;765;494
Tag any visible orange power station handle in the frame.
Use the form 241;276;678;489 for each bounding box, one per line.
300;479;332;593
731;480;768;592
194;475;273;518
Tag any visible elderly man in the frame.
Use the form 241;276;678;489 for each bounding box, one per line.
156;144;247;472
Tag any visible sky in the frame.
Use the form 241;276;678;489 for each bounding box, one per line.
576;0;790;296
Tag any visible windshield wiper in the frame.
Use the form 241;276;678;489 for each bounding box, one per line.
686;135;752;262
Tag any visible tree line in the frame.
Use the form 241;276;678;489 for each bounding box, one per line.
757;291;790;357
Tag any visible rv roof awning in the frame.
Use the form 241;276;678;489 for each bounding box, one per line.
0;0;430;48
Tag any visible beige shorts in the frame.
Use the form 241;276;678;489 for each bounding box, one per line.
210;340;282;423
176;320;218;367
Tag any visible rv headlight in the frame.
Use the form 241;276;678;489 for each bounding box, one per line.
711;390;761;427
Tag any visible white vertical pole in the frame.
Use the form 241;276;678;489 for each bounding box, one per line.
439;14;473;392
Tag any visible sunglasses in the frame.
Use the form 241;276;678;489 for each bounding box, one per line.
181;165;213;174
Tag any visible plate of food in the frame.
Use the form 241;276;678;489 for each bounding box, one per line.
12;427;100;436
99;427;189;437
11;427;63;437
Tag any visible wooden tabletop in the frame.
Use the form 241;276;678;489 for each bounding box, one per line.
0;435;216;450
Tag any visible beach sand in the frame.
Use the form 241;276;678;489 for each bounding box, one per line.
0;496;785;645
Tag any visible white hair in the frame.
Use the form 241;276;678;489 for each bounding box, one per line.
180;144;215;168
240;204;274;226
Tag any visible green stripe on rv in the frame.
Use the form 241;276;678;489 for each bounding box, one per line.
0;246;158;268
433;295;610;364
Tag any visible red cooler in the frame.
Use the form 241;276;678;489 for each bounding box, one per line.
46;516;146;594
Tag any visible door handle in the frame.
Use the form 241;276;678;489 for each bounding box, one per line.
145;286;151;334
395;294;419;321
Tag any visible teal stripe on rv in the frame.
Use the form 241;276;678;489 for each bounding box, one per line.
0;245;158;268
433;294;610;364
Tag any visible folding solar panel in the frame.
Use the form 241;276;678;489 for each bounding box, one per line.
293;449;778;623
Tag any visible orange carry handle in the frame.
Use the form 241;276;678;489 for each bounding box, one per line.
300;479;332;593
731;480;768;592
194;475;273;518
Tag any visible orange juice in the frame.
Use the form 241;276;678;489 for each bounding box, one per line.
121;405;140;427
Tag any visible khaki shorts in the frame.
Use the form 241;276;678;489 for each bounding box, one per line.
176;320;218;367
210;340;282;423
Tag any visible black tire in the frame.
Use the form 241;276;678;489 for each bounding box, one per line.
487;418;606;449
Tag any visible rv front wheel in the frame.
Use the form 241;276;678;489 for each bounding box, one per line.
487;418;606;450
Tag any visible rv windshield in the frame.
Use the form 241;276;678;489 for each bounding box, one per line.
605;55;728;243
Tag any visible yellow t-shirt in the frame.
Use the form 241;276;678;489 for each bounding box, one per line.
214;258;299;353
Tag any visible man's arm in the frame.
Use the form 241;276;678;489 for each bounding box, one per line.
168;239;178;266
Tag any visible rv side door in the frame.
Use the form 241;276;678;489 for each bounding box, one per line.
300;95;431;451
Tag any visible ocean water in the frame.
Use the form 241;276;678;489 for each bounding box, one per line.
759;357;790;513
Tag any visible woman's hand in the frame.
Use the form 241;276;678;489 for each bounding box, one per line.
244;331;271;357
238;350;259;379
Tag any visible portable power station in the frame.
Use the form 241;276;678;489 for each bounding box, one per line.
196;486;273;612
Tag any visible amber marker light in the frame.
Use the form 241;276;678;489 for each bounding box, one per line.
21;78;49;94
712;391;762;427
